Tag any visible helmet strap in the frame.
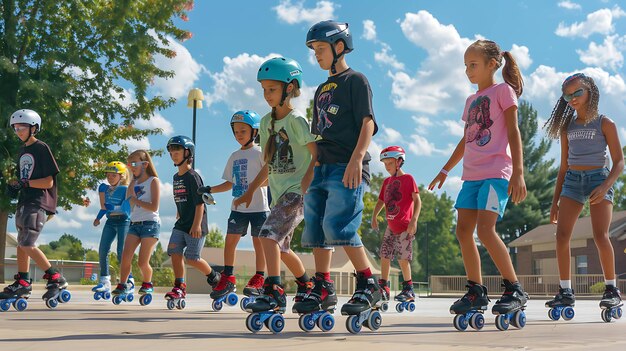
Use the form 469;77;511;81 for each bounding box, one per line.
279;83;289;107
174;149;191;167
330;42;345;75
244;129;258;147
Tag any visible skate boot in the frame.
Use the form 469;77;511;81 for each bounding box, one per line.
600;285;623;323
450;281;490;331
0;274;32;311
240;273;264;310
341;272;383;334
206;270;221;289
545;286;575;321
111;282;133;305
378;279;390;312
127;273;136;294
294;274;337;332
165;282;186;310
492;280;528;331
137;282;153;306
245;282;287;334
210;274;238;311
42;272;71;309
394;281;416;313
92;276;112;300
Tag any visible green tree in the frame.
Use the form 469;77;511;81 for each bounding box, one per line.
0;1;196;280
204;226;225;248
612;146;626;211
149;242;167;268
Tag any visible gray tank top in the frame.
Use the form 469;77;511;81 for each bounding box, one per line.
567;115;608;167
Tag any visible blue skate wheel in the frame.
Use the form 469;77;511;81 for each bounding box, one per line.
240;297;250;311
227;293;238;306
495;315;510;331
380;302;389;313
112;296;122;305
367;311;382;331
614;307;622;319
15;298;28;312
318;312;335;332
562;307;575;321
0;301;10;312
59;290;71;303
408;302;416;312
139;294;152;306
396;303;404;313
126;294;134;303
601;309;612;323
268;314;285;334
469;313;485;330
548;308;560;321
167;299;176;310
177;299;186;310
512;311;526;329
212;299;223;311
45;298;58;309
453;314;468;331
94;292;101;301
346;315;362;334
246;313;263;333
298;314;315;332
104;291;111;300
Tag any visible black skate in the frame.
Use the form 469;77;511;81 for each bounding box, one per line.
0;274;32;312
379;279;390;312
210;274;238;312
245;283;286;334
341;272;383;334
240;274;264;311
450;281;490;331
294;274;337;333
42;272;71;309
546;286;575;321
600;285;623;323
394;281;416;313
491;280;528;331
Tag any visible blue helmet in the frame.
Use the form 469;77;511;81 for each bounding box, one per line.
306;20;353;53
167;135;195;166
230;110;261;130
257;57;303;88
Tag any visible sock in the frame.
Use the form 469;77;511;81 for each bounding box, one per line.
223;265;234;276
560;280;571;289
296;273;310;284
45;267;58;275
267;276;281;286
358;267;372;278
18;272;29;280
405;280;413;286
255;271;264;276
207;269;219;281
175;277;185;285
379;278;387;285
606;279;616;287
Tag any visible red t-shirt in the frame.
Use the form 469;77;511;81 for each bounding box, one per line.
379;174;419;234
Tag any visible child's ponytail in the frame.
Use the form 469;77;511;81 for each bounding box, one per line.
263;108;278;164
501;51;524;98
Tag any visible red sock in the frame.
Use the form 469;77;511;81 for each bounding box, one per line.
316;272;331;281
358;268;372;278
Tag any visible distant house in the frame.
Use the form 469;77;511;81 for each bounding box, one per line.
5;232;17;259
509;211;626;277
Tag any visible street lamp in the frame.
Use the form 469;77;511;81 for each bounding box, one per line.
187;88;204;168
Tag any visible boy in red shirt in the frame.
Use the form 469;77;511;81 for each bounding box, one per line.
372;146;421;304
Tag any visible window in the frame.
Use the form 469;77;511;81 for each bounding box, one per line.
576;255;588;274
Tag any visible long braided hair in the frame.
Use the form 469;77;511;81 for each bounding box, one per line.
468;40;524;97
543;73;600;139
263;81;301;163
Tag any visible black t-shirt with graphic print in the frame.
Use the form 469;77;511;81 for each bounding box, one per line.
17;140;59;214
311;68;378;184
173;169;208;235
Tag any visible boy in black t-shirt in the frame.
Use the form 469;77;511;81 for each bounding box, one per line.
294;21;384;326
1;109;70;309
164;136;220;305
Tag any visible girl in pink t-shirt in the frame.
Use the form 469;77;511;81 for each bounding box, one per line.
429;40;529;329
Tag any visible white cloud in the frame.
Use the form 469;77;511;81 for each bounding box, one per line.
380;125;404;143
555;6;626;38
363;19;377;41
121;137;151;151
440;175;463;197
558;1;581;10
151;33;203;99
204;52;315;115
273;0;336;25
441;120;465;137
412;116;434;129
576;35;625;71
374;44;405;70
134;113;175;136
510;44;532;70
408;133;438;156
368;140;385;175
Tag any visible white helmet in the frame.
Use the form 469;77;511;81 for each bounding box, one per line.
10;109;41;131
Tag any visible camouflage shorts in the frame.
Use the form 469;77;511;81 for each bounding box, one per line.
259;192;303;253
380;227;414;261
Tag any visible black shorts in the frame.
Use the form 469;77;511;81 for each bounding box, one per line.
16;205;47;247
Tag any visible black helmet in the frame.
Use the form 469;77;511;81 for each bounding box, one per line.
306;20;353;53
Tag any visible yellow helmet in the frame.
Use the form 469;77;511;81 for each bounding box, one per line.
104;161;127;174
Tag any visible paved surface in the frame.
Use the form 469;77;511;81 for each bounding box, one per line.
0;289;624;351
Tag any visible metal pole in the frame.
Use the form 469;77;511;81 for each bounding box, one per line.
425;222;429;281
192;101;197;169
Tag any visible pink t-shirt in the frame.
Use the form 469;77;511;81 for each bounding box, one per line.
461;83;518;181
379;174;419;234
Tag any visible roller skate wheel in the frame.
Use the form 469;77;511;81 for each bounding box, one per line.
246;313;263;333
380;302;389;313
212;299;223;312
94;292;101;301
226;293;238;306
59;290;71;303
613;307;622;319
299;314;315;332
139;293;152;306
346;315;362;334
317;312;335;332
396;303;405;313
512;310;526;329
367;311;382;331
601;309;612;323
240;297;250;311
104;291;111;300
268;314;285;334
126;294;134;303
548;308;561;321
469;313;484;330
112;295;122;305
46;298;58;309
495;315;510;331
15;298;28;312
0;301;10;312
177;299;186;310
562;307;575;321
167;299;176;310
408;302;416;312
453;314;468;331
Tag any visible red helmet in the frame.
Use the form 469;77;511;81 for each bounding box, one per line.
380;146;406;162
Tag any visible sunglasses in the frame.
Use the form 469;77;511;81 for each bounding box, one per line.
562;88;585;102
13;126;30;133
127;161;147;167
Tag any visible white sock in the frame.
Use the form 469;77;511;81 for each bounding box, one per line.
605;279;616;287
560;280;571;289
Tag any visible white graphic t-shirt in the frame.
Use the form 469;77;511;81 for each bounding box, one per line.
222;146;270;213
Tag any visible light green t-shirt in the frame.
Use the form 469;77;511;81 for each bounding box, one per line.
259;109;315;206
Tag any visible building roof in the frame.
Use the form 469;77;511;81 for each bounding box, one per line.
5;232;18;247
509;210;626;248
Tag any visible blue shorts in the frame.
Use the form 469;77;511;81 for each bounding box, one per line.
302;163;365;248
227;211;268;237
127;221;160;239
167;228;205;260
455;178;509;220
561;168;614;204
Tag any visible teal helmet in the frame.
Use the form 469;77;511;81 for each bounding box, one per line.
257;57;303;88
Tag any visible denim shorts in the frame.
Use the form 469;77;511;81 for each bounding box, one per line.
127;221;160;239
561;168;614;204
167;228;205;260
227;211;268;237
455;178;509;220
302;163;365;248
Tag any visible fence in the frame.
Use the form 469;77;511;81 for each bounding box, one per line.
430;275;626;296
3;258;101;283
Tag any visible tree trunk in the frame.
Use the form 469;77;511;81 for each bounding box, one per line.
0;210;9;283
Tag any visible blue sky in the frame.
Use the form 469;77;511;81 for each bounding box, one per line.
11;0;626;252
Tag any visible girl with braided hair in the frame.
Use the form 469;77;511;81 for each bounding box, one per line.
544;73;624;322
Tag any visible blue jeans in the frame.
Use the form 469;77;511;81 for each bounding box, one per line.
302;163;365;248
99;216;130;276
